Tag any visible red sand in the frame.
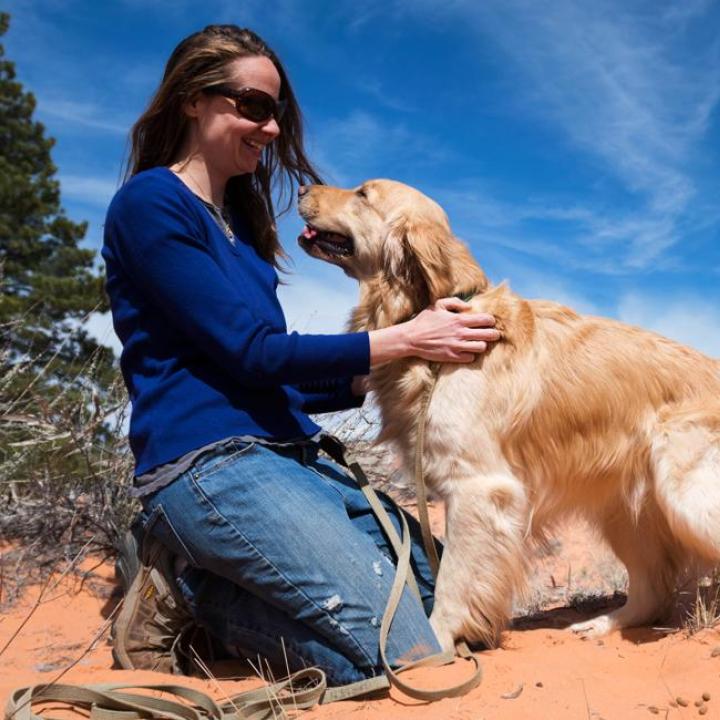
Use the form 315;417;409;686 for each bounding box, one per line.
2;512;720;719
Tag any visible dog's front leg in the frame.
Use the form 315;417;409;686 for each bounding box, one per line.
430;472;528;650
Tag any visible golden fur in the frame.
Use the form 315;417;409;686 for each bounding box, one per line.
298;179;720;651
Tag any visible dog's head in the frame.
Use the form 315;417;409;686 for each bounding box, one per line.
298;179;486;307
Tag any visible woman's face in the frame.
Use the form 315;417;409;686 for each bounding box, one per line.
185;55;282;180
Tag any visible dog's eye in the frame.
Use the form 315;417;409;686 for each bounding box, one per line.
356;186;368;199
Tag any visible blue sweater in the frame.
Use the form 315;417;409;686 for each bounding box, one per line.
102;167;370;476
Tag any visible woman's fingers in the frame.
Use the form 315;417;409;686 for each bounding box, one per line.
435;296;471;312
459;311;497;329
437;341;489;363
461;325;501;342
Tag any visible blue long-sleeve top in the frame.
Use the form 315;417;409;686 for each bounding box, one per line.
102;167;370;477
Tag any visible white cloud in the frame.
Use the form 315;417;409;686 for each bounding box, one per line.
83;311;122;358
60;174;120;209
277;270;358;334
617;292;720;358
432;184;680;277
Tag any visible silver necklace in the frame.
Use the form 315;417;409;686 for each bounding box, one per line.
172;167;235;242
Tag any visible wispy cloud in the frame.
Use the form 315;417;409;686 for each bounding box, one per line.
306;109;459;188
38;98;132;136
59;174;120;209
398;0;720;270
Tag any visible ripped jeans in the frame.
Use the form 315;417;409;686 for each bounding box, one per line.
138;439;442;686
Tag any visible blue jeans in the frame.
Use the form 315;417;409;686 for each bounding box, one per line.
139;439;442;686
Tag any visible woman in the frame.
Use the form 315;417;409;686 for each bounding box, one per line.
103;24;499;686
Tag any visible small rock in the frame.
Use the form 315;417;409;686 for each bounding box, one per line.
677;697;689;707
695;700;704;707
711;646;720;657
648;706;659;715
702;692;711;702
536;681;544;688
34;661;64;673
596;639;605;646
501;683;524;700
699;706;708;716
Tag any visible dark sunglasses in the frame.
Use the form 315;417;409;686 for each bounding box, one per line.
202;85;287;123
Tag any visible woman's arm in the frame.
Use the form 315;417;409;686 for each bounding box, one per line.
105;176;370;388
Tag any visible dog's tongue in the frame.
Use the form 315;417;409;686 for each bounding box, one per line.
302;225;318;239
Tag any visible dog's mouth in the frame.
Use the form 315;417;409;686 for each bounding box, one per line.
298;224;354;259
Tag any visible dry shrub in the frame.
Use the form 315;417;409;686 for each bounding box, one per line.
0;326;136;602
317;404;410;498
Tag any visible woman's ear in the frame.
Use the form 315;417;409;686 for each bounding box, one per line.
383;215;455;302
182;95;202;119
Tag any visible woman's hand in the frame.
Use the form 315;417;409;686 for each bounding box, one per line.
406;297;499;362
368;297;500;367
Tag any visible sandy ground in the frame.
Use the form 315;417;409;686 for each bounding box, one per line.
2;507;720;719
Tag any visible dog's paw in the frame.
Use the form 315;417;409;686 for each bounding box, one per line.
569;614;614;636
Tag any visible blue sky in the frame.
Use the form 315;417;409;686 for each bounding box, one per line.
5;0;720;356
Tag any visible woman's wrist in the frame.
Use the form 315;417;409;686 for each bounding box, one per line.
368;324;412;367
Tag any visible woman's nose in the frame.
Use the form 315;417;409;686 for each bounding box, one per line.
259;116;281;140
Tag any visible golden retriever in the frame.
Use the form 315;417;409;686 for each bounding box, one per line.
297;179;720;651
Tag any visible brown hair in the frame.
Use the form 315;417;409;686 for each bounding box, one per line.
125;25;323;266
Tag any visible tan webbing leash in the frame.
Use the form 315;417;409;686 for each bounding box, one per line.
6;672;332;720
321;434;482;699
408;365;476;661
412;364;443;578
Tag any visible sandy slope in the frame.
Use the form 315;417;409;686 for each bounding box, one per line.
2;512;720;719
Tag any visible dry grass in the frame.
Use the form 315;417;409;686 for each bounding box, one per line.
685;572;720;635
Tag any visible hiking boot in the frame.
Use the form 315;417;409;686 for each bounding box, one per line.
112;526;193;674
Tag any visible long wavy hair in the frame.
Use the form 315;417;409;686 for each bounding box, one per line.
125;25;323;266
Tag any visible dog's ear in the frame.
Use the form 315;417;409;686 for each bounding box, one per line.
383;215;455;302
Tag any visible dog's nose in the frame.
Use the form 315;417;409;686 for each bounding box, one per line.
298;185;310;197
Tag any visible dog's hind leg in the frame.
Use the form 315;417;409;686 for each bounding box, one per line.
572;406;720;637
570;502;678;636
429;471;528;650
651;406;720;562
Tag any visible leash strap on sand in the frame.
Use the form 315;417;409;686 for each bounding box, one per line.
5;671;333;720
319;433;482;701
